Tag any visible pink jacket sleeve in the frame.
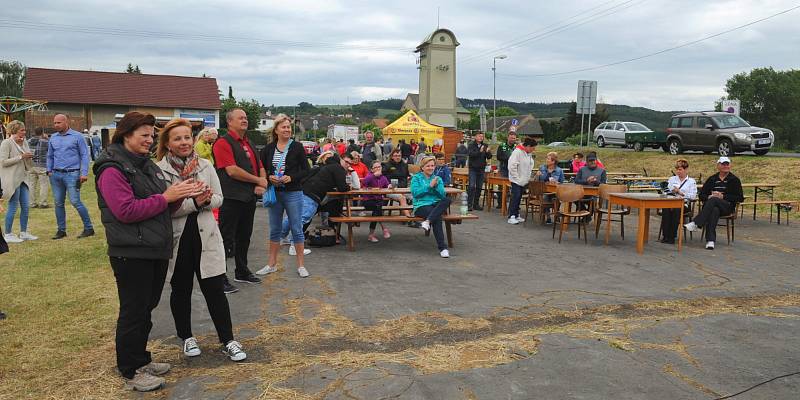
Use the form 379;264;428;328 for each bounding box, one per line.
97;168;169;224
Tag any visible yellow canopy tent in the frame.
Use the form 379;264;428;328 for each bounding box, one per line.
382;110;443;146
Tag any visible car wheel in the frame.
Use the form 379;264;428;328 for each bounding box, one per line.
596;136;605;148
717;139;733;156
754;149;769;156
662;144;670;153
668;139;682;155
651;144;661;149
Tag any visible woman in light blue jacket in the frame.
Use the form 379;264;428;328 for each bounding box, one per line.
411;156;451;258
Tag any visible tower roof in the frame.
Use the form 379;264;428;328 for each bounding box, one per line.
416;28;459;51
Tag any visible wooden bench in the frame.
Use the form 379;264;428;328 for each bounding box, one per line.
330;214;479;251
738;200;798;225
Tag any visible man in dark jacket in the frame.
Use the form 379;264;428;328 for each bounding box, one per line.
467;132;492;210
454;140;468;167
399;139;412;162
684;157;743;250
346;139;360;155
382;149;410;188
496;132;516;178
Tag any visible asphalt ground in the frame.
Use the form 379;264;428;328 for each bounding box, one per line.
144;204;800;399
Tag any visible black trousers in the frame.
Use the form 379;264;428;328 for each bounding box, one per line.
693;197;733;242
660;208;681;241
363;199;385;230
110;256;168;379
218;198;256;277
467;168;485;208
414;198;452;251
170;214;234;345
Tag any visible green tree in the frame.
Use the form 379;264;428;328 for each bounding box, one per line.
125;63;141;74
493;106;517;117
724;67;800;148
337;117;356;125
0;60;26;97
360;122;381;140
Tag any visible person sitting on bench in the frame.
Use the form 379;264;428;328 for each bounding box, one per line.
411;156;452;258
362;160;392;242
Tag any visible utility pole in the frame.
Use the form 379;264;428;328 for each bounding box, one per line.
492;55;507;143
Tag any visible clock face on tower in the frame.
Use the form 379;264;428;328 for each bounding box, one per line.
439;36;445;42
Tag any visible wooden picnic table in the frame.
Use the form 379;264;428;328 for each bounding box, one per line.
326;187;476;251
545;182;600;197
740;183;780;221
606;172;645;177
605;193;684;254
611;176;672;184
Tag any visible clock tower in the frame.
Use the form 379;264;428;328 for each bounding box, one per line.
416;29;459;128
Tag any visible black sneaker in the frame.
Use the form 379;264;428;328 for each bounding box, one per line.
223;280;239;294
473;205;484;211
77;229;95;238
234;273;261;284
52;230;67;240
0;311;6;320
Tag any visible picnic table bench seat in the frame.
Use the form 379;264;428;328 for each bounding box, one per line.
738;200;798;224
330;214;479;251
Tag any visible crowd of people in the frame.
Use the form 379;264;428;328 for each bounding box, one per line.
1;110;746;392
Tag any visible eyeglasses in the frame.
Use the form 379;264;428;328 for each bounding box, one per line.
720;162;730;165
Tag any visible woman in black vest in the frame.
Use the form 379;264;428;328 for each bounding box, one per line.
258;114;310;277
94;112;199;392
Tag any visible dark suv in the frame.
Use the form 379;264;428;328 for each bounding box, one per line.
665;112;774;156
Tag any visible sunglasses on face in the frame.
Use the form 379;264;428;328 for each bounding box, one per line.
720;162;730;165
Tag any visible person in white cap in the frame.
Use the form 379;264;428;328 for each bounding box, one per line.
684;156;743;249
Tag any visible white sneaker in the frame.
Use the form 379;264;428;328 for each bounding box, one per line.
183;337;201;357
289;245;311;256
507;217;520;225
420;220;431;232
223;340;247;362
19;231;38;241
3;233;23;243
440;249;450;258
705;241;715;250
255;265;278;275
515;216;525;223
684;221;699;232
297;266;310;278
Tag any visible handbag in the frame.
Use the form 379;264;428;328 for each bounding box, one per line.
262;139;292;208
307;225;338;247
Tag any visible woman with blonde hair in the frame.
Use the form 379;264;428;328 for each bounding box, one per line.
155;118;246;362
258;114;311;277
0;120;37;243
410;155;451;258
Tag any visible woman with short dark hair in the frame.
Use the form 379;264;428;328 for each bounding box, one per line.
660;158;697;244
94;112;199;392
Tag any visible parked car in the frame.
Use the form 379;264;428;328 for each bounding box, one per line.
594;121;664;151
547;141;569;147
665;112;774;156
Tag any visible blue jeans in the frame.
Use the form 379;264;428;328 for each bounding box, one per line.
50;170;93;232
508;183;525;219
268;190;304;243
4;183;30;233
414;197;452;251
281;194;318;242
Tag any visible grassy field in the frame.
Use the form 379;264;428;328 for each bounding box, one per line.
0;150;798;399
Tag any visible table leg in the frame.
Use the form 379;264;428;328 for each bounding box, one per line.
643;209;651;243
753;186;758;220
677;205;684;252
605;198;613;245
347;223;354;251
501;184;509;216
636;207;646;254
446;222;453;247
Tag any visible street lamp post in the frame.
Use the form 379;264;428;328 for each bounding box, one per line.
492;55;507;143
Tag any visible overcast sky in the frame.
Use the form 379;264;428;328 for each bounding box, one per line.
4;0;799;111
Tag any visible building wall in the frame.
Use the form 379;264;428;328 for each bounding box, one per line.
418;30;458;128
25;103;87;132
133;106;175;118
91;105;130;127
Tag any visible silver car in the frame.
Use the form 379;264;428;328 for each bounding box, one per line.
594;121;653;149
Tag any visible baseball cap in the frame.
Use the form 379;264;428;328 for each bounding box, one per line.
717;156;731;164
586;153;598;161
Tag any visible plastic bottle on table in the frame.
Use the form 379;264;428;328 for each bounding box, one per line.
460;192;469;215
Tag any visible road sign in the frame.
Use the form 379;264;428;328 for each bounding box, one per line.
313;119;319;130
511;118;519;126
576;80;598;114
722;100;740;116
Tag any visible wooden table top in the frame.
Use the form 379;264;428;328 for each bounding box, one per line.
609;192;682;201
741;183;780;188
611;176;672;182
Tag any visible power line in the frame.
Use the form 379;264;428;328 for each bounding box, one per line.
459;0;647;65
497;4;800;79
0;19;415;53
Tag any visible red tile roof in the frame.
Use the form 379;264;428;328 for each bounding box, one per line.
23;68;220;110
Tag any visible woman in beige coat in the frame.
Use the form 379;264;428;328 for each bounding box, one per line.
0;120;37;243
155;118;246;362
